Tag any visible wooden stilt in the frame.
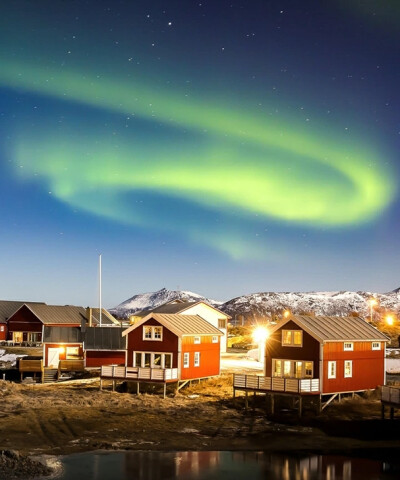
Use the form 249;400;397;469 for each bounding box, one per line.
112;380;115;392
137;382;140;394
298;396;302;417
245;391;248;410
163;383;166;399
271;394;275;415
100;378;103;390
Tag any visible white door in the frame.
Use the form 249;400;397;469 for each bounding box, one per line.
48;348;59;367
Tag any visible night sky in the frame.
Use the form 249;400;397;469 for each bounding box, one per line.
0;1;399;306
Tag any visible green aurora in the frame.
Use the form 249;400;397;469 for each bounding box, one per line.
0;60;396;257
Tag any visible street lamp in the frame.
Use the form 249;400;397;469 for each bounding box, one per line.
385;314;394;326
252;326;269;363
368;298;377;323
283;310;291;318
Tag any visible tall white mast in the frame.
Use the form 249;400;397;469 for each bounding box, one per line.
99;254;102;326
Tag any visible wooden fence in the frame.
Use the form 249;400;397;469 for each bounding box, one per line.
100;365;178;382
233;374;320;394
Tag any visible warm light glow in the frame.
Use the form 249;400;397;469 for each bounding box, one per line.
252;326;269;344
59;346;65;354
386;315;394;326
283;310;291;318
368;298;378;307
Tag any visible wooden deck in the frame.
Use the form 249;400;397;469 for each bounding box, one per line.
100;365;179;382
233;373;320;394
381;385;400;419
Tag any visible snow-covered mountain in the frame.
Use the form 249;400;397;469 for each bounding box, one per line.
110;287;400;321
110;288;221;319
220;290;400;321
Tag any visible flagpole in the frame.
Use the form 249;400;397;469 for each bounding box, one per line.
99;254;102;326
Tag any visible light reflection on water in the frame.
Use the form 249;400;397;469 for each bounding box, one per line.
53;450;400;480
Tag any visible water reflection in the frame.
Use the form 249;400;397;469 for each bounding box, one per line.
55;450;399;480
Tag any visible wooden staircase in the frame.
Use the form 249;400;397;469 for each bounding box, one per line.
43;368;58;383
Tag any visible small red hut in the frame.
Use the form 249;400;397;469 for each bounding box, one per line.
122;313;223;381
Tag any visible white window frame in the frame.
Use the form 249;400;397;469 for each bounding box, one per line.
194;336;201;344
344;360;352;378
194;352;200;367
133;351;173;369
343;342;353;351
212;336;218;343
281;329;303;347
66;346;80;359
183;352;189;368
372;342;381;350
142;325;163;341
0;325;4;332
272;358;313;379
328;361;336;379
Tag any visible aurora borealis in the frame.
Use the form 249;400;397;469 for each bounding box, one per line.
0;1;399;305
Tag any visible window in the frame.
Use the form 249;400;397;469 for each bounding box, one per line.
273;359;282;377
212;336;218;343
344;360;352;378
142;325;163;341
28;332;40;343
134;352;173;369
328;361;336;379
66;346;80;359
194;352;200;367
272;359;313;379
183;352;189;368
0;326;4;332
12;332;23;343
218;319;227;329
282;330;302;347
343;342;353;351
372;342;381;350
194;336;201;344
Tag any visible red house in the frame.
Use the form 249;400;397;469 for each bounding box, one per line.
122;313;223;381
265;315;389;395
0;300;46;343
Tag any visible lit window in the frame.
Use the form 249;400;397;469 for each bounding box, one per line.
294;361;303;378
328;361;336;379
134;352;173;368
343;342;353;351
0;326;4;332
143;326;163;341
183;352;189;368
344;360;352;378
194;352;200;367
282;330;302;347
372;342;381;350
283;360;291;377
66;347;80;359
212;336;218;343
273;360;282;377
304;362;313;378
194;336;201;344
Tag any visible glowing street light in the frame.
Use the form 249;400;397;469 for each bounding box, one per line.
252;326;269;363
283;310;291;318
368;298;377;323
385;315;394;326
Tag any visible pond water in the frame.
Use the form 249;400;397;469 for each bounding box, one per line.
50;450;400;480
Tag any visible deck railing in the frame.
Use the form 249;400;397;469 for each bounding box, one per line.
381;385;400;405
100;365;178;382
233;374;320;394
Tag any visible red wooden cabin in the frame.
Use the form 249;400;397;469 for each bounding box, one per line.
122;313;223;381
265;315;389;395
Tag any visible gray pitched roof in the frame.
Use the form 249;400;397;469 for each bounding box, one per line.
84;327;126;350
122;313;223;338
0;300;46;323
271;315;389;342
23;304;87;325
89;308;121;326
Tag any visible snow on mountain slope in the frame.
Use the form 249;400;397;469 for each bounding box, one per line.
110;287;400;321
110;288;220;319
220;290;400;321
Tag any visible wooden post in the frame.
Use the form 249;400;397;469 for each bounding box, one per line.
112;380;115;392
100;378;103;391
271;394;275;415
163;383;166;399
137;382;140;394
298;396;302;417
245;391;248;410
